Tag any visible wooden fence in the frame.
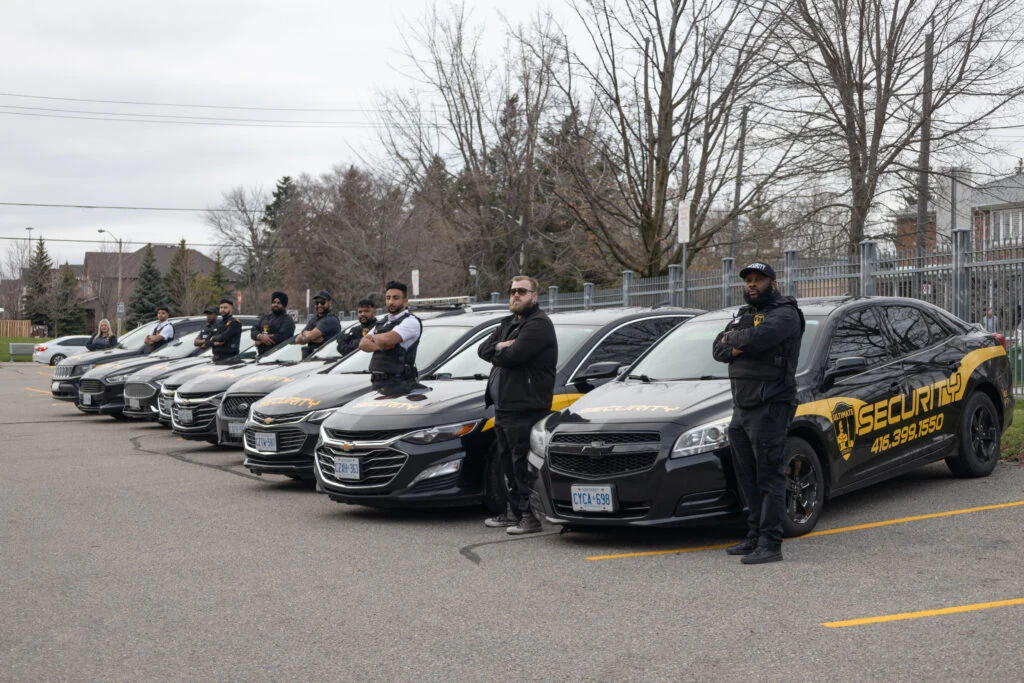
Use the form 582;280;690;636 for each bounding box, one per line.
0;320;32;337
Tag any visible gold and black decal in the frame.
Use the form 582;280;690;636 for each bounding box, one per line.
753;313;765;327
830;401;856;460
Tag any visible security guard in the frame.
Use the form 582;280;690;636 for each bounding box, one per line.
359;282;421;391
296;290;342;358
194;307;218;349
142;306;174;354
712;262;803;564
208;298;242;363
336;299;377;356
252;291;296;356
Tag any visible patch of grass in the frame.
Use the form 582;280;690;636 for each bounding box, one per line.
1002;402;1024;463
0;336;47;363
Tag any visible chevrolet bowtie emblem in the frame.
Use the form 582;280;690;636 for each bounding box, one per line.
264;417;274;425
180;399;190;406
340;441;355;452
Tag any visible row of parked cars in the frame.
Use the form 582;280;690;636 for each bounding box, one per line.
50;296;1013;536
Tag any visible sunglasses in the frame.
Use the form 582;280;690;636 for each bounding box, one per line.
314;299;328;305
508;287;534;296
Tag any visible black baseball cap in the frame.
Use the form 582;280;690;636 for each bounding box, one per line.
313;290;331;301
739;262;776;280
203;306;217;315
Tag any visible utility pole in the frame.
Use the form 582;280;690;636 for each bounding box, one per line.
915;27;934;296
730;106;748;260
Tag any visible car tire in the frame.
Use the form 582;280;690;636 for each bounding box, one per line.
782;437;825;537
945;392;1001;478
50;354;65;365
482;444;507;515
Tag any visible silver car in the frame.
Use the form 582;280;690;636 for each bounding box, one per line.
32;335;92;365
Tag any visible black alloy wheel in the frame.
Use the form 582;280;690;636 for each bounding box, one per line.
946;392;1001;478
782;437;825;537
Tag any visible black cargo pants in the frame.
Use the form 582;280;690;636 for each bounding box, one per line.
728;401;795;550
494;409;549;517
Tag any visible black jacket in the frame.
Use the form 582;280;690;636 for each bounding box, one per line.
251;310;296;355
86;335;118;351
478;305;557;413
196;322;217;349
712;290;804;409
209;314;242;361
337;318;376;356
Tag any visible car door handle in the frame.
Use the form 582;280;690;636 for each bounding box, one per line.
948;360;961;372
888;381;902;395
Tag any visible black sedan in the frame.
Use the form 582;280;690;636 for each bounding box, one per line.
529;297;1013;536
313;307;702;512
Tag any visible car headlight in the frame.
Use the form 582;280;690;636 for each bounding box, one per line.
74;364;95;375
402;421;479;445
303;408;338;424
106;374;130;384
529;415;552;456
671;417;731;458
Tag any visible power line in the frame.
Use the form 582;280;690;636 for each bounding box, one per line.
0;110;387;128
0;91;383;113
0;201;261;212
0;104;375;126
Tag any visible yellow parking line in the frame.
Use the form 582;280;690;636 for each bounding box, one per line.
822;598;1024;628
24;387;51;395
586;499;1024;561
37;371;52;377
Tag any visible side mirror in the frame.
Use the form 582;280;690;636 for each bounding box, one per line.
575;361;623;382
821;356;867;390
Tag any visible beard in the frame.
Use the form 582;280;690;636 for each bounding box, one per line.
743;285;773;307
510;298;535;315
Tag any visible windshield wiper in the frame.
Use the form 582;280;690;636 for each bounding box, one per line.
672;375;726;380
451;374;489;380
626;373;653;382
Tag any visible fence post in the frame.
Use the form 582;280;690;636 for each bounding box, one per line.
667;264;681;307
490;291;500;303
548;285;558;312
784;249;799;299
952;228;971;322
722;257;736;307
622;270;634;307
860;240;877;297
584;282;594;309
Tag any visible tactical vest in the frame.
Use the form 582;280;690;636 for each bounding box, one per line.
368;311;421;379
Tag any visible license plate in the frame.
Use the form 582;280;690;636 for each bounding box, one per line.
228;421;244;437
178;408;193;425
128;398;140;410
334;456;360;480
255;432;277;452
51;382;60;393
81;393;92;406
570;484;616;512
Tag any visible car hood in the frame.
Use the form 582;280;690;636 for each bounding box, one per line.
252;373;375;416
82;354;192;380
321;379;490;432
128;356;213;383
556;378;733;428
61;348;140;369
176;362;291;394
225;361;331;397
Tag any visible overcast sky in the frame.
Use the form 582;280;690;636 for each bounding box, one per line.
0;0;557;266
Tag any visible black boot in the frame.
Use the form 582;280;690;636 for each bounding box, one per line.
725;538;758;556
741;546;783;564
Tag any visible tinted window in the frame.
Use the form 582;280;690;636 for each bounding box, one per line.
883;306;950;355
826;307;891;369
67;338;89;347
579;317;685;370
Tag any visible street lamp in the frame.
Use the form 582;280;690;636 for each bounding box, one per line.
97;229;124;335
25;226;34;252
468;264;478;302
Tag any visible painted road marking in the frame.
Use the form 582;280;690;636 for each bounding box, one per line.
23;387;51;395
585;500;1024;561
822;598;1024;628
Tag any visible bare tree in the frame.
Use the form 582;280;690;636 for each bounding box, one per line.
204;186;277;309
0;239;31;318
760;0;1024;253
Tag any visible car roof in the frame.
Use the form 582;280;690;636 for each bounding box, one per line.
420;310;508;327
548;306;704;326
690;295;955;323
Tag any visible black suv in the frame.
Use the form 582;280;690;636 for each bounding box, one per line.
528;297;1013;536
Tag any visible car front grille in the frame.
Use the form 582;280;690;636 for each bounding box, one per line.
80;380;103;394
550;432;661;445
251;409;305;426
316;446;407;488
158;395;172;418
176;391;219;400
322;428;411;443
222;394;262;419
53;365;73;379
550;451;658;478
553;500;652;517
124;382;156;399
173;404;217;429
548;432;661;479
244;427;307;454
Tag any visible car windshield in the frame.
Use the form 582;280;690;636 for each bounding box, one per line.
429;324;597;379
151;331;202;359
115;323;155;351
629;316;822;381
326;324;482;375
257;338;305;364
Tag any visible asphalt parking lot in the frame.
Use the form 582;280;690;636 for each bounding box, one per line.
3;365;1024;681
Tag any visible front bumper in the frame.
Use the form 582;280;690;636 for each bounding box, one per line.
243;416;320;477
216;394;267;448
51;378;81;401
313;429;494;508
123;381;161;420
171;397;220;441
77;381;126;415
532;428;744;528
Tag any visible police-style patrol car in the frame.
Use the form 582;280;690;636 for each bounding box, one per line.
528;297;1013;535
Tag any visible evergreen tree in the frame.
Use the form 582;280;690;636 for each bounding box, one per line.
50;263;88;335
163;239;195;315
209;250;232;302
127;244;168;327
21;238;54;327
